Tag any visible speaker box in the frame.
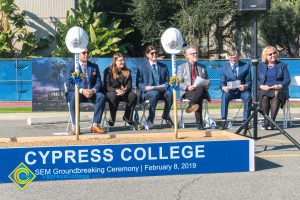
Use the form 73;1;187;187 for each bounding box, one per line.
237;0;270;11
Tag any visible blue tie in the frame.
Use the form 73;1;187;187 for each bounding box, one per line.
152;64;159;86
232;64;237;79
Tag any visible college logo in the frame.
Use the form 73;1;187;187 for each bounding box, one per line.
8;162;36;190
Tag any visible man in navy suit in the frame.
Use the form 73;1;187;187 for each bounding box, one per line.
219;48;252;129
136;45;173;129
65;48;106;134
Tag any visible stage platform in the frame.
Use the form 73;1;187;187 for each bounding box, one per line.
0;130;254;189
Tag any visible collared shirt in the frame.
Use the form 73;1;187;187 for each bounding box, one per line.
230;63;239;76
149;61;158;71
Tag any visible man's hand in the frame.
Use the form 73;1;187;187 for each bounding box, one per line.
238;85;247;91
222;86;231;93
188;86;196;91
82;89;94;98
145;86;154;91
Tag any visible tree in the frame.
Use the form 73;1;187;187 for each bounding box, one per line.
174;0;243;58
259;1;300;56
0;0;53;58
130;0;175;48
52;0;133;57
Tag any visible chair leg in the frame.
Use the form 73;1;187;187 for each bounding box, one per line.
102;106;109;132
140;104;149;130
180;99;185;128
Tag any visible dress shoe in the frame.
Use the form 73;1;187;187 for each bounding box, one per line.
108;119;115;127
219;120;227;130
163;117;174;126
123;116;134;125
185;104;199;113
197;123;205;130
91;125;106;134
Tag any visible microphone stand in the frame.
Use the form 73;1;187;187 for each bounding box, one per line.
235;58;300;150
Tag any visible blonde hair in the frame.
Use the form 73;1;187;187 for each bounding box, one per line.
261;46;279;64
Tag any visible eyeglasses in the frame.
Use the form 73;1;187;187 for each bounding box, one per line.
267;52;277;56
117;59;125;62
81;51;89;55
149;51;157;56
189;52;198;55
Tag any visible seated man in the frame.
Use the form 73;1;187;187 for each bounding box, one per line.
219;48;252;130
65;48;106;134
136;45;173;129
177;45;210;130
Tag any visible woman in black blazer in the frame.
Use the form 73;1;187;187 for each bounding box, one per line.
257;46;291;130
104;52;137;126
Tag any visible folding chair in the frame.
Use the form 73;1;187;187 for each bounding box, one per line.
283;76;300;128
140;99;165;130
102;100;136;131
64;83;108;132
180;98;213;128
66;102;96;131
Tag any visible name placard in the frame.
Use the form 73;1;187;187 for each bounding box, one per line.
0;140;254;185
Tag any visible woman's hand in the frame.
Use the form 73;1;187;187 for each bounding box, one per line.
260;85;271;91
271;84;283;90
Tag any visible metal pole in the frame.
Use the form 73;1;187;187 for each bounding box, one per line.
253;12;257;58
171;54;178;138
74;53;80;140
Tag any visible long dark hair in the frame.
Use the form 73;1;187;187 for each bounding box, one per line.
110;52;129;79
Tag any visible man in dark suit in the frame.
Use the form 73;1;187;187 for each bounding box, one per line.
177;45;210;130
219;48;252;130
136;45;173;129
65;48;106;134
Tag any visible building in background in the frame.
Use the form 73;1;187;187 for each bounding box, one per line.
14;0;77;56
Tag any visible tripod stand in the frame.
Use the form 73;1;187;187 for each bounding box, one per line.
235;58;300;150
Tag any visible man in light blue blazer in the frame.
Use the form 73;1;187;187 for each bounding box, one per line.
136;45;173;129
219;48;252;129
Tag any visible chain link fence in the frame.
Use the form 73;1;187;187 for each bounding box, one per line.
0;58;299;102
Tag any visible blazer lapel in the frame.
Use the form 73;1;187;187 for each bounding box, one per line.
157;63;161;83
185;63;192;85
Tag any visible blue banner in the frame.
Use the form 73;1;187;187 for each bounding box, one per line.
0;140;254;187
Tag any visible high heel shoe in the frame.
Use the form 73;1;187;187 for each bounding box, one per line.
123;116;134;125
108;119;115;126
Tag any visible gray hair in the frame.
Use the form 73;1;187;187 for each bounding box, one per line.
182;45;198;57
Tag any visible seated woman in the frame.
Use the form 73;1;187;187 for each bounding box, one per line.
258;46;291;130
104;52;137;126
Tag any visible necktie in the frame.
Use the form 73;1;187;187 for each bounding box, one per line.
81;64;87;75
81;64;88;89
191;63;196;82
232;64;237;78
152;64;159;86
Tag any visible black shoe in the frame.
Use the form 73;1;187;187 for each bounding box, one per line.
123;116;134;125
219;121;227;130
163;117;174;126
108;119;115;127
197;123;205;130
